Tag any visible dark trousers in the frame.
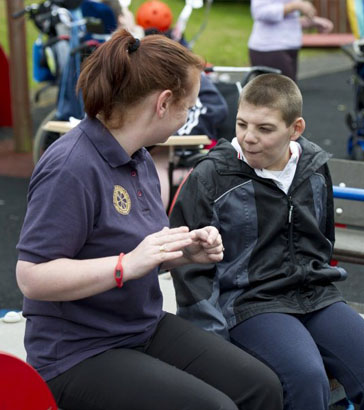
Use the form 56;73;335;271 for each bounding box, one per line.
249;48;299;82
48;313;283;410
230;302;364;410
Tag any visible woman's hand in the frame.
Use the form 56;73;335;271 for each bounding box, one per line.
182;226;224;264
123;226;224;278
312;16;334;33
122;226;196;281
285;1;316;19
299;1;316;19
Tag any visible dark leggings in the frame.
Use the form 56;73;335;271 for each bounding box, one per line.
249;48;299;82
48;313;283;410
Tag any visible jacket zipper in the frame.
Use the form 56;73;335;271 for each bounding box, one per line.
287;195;296;263
288;195;309;312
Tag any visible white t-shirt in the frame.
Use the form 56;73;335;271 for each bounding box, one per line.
231;137;302;194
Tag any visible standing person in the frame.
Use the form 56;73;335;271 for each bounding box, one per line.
248;0;333;81
16;29;283;410
169;73;364;410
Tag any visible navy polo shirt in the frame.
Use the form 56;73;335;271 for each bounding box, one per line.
17;117;169;381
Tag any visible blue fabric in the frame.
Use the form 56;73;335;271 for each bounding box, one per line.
32;39;56;83
230;302;364;410
355;0;364;38
56;8;84;120
81;0;117;34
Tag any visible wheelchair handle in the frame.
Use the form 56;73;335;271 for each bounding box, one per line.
12;5;34;19
205;66;281;75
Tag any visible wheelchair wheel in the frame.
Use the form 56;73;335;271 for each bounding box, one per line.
33;108;61;164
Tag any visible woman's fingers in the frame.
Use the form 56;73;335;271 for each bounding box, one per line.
154;226;189;238
156;238;193;253
153;227;197;251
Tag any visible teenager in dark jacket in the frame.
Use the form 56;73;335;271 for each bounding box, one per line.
170;73;364;410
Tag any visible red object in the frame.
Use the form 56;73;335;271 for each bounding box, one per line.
168;168;193;216
204;139;217;150
0;46;13;126
136;1;173;32
302;33;355;48
114;253;125;288
0;351;57;409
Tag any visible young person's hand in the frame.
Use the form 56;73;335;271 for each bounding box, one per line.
182;226;224;264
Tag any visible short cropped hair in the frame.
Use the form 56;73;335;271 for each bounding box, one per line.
240;74;303;126
77;28;205;126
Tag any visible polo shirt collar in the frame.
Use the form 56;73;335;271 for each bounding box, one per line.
79;116;146;167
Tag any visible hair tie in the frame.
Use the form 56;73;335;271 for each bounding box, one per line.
128;38;140;54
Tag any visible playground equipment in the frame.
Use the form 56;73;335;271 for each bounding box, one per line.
13;0;115;164
0;351;57;410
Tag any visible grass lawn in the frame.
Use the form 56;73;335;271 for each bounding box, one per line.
0;0;252;91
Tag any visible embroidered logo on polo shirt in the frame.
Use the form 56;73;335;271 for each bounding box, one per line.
113;185;131;215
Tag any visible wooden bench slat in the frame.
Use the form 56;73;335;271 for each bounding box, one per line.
334;227;364;263
329;158;364;264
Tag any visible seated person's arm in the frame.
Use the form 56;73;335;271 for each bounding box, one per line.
169;166;230;340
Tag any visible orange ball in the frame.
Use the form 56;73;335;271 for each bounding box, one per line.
136;1;173;32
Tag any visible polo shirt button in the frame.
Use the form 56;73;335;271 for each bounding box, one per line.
137;190;142;197
131;170;137;177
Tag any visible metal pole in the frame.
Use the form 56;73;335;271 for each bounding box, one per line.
6;0;33;153
333;186;364;201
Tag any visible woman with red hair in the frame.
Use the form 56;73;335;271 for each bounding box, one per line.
16;28;283;410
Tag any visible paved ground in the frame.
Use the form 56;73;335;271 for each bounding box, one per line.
0;49;363;363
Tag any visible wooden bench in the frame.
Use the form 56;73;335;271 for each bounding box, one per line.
302;33;355;48
329;158;364;265
328;159;364;406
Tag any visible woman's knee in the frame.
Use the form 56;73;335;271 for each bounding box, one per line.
201;393;239;410
215;346;283;410
184;383;239;410
243;360;284;410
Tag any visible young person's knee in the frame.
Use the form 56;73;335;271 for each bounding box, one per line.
290;359;330;398
276;360;330;409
